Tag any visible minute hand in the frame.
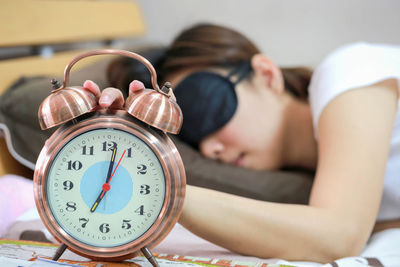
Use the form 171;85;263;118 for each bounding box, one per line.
90;149;126;213
105;146;118;184
90;146;117;213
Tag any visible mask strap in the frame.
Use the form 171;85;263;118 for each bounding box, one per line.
227;61;252;85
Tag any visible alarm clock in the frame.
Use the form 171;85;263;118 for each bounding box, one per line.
33;50;186;266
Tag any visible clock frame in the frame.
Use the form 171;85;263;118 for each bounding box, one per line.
34;109;186;261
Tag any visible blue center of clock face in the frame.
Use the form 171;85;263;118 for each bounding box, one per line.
80;161;133;214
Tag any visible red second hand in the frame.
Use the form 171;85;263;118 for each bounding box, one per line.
101;150;126;199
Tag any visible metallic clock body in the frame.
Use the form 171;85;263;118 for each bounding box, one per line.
33;109;186;261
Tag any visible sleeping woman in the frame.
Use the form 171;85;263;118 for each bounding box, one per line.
83;24;400;262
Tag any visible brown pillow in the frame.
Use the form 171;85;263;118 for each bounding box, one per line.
0;57;313;204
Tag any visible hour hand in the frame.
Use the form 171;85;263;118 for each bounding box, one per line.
90;186;108;212
90;190;104;212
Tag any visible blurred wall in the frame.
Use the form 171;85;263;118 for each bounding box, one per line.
135;0;400;68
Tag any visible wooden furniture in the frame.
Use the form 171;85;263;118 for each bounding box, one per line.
0;0;145;177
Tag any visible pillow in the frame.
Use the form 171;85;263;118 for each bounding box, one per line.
0;55;313;204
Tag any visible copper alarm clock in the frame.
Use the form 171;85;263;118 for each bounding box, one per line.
33;50;186;266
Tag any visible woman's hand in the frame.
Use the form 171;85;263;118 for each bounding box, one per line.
82;80;145;108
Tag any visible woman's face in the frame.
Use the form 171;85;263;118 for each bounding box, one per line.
171;54;292;171
198;65;290;170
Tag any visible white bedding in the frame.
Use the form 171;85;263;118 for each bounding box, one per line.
2;175;400;266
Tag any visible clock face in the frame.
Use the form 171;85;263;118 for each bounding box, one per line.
45;128;166;248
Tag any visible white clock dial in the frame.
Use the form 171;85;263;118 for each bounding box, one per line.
46;128;166;247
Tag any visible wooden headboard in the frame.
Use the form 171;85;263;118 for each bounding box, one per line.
0;0;145;177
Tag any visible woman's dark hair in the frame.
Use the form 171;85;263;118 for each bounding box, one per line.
107;23;311;100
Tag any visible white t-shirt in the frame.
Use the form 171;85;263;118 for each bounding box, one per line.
308;42;400;221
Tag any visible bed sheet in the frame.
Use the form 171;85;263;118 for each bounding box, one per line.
1;175;399;266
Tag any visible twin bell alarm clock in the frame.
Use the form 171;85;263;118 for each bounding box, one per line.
33;49;186;266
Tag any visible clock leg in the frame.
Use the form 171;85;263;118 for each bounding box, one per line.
52;243;68;261
141;246;159;267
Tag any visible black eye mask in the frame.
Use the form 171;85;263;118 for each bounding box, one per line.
174;62;251;148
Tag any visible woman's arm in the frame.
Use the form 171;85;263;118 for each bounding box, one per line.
179;79;399;262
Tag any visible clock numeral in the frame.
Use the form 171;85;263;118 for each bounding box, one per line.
67;160;82;171
122;219;132;229
82;145;94;155
63;180;74;191
135;205;145;216
137;164;147;175
127;148;133;158
140;184;150;195
79;218;89;228
102;141;117;151
99;223;110;233
66;202;77;212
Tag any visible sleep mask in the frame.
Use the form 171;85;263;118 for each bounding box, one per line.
174;62;252;147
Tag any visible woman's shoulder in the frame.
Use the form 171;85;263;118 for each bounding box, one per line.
308;42;400;138
309;42;400;96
